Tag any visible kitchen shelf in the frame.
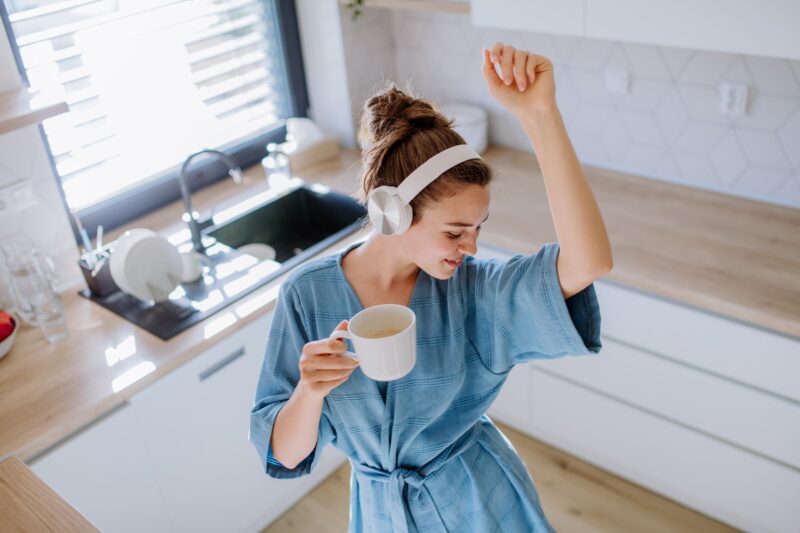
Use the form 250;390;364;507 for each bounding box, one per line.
338;0;470;15
0;87;69;136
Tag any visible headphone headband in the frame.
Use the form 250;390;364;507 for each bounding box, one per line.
395;144;481;204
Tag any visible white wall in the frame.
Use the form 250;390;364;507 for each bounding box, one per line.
337;7;800;209
0;23;79;306
295;0;358;148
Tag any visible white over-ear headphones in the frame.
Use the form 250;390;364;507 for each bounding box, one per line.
366;144;482;236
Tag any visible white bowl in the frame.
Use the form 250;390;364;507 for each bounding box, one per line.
237;243;277;262
0;312;18;361
439;103;488;154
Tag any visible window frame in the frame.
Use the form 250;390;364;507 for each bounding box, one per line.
0;0;309;243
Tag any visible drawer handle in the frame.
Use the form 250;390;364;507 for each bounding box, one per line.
198;346;246;382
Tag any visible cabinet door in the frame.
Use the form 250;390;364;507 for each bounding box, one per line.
28;401;172;533
470;0;583;37
132;310;345;533
585;0;800;60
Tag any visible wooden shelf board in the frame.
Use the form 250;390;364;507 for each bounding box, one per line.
0;88;69;136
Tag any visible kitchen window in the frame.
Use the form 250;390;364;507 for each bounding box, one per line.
0;0;307;237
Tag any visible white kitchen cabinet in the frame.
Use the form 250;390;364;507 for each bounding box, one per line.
470;0;800;61
527;366;800;533
132;310;346;533
470;0;583;39
27;305;346;533
537;335;800;470
486;364;530;431
584;0;800;61
28;401;173;533
476;240;800;532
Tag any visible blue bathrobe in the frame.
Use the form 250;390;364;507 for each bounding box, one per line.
250;239;602;532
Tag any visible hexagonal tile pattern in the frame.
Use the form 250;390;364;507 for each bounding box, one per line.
672;152;720;187
710;131;748;187
735;130;791;168
731;166;791;197
655;88;691;144
774;172;800;205
623;43;671;81
660;47;695;79
678;50;736;85
620;111;664;146
745;56;800;97
777;107;800;168
621;144;667;173
571;39;614;70
600;115;632;162
379;13;800;207
674;122;728;154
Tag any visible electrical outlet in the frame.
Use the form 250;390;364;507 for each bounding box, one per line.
719;82;748;116
604;68;630;95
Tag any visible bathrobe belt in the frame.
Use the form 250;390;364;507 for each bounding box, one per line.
350;422;483;533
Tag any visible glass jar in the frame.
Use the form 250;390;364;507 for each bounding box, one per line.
262;142;291;189
0;241;59;327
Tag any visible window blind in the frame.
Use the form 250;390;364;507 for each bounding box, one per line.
4;0;290;210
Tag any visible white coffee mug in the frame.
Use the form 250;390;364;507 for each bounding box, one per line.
328;304;416;381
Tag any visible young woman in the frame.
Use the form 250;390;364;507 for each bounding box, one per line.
250;43;613;532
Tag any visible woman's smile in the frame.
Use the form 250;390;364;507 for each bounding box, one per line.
444;257;464;268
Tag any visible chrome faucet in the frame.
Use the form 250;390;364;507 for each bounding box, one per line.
178;148;243;254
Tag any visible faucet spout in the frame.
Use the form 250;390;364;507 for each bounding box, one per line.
178;148;243;254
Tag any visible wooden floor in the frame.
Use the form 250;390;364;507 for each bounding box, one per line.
263;422;738;532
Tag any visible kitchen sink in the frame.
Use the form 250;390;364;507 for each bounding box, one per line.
79;179;368;340
204;179;367;267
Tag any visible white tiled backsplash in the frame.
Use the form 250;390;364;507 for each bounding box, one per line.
340;8;800;209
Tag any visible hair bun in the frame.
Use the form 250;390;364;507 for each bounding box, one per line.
361;82;451;147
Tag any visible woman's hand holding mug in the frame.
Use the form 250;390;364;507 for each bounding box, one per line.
298;320;359;400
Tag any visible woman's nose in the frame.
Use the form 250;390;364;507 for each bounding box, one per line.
459;233;478;255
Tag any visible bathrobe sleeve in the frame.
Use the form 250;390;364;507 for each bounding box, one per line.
465;241;602;373
249;281;337;479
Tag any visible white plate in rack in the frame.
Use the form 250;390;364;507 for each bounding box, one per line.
110;228;183;302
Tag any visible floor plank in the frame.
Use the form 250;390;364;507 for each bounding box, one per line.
263;422;738;532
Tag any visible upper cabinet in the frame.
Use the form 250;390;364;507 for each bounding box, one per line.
471;0;583;37
470;0;800;60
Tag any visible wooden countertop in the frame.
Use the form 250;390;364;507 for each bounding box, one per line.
0;145;798;465
0;456;99;532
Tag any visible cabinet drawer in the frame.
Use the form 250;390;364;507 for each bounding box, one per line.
534;337;800;469
527;367;800;533
596;281;800;402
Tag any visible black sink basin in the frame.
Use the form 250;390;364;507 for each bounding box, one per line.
205;180;368;266
79;180;368;340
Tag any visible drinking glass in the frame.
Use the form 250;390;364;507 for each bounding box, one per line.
31;291;68;344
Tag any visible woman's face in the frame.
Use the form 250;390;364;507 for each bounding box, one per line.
401;184;491;280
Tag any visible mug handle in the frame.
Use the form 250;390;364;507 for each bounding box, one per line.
328;330;357;360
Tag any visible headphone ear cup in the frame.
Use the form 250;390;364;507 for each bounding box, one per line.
367;186;412;236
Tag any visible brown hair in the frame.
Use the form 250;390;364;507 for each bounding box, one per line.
354;81;492;225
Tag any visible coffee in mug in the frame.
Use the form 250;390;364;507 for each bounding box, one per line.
329;304;416;381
